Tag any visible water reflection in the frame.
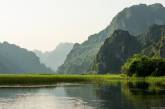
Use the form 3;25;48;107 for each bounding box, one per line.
125;81;165;95
0;86;93;109
122;81;165;109
0;82;164;109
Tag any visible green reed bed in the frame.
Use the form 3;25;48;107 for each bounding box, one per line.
0;74;125;85
0;74;164;85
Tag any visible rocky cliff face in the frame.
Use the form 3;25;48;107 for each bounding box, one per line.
92;25;165;74
91;30;141;74
140;25;165;57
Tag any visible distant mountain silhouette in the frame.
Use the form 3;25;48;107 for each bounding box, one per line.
34;43;74;72
0;42;52;73
58;3;165;74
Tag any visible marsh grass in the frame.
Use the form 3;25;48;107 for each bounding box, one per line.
0;74;164;85
0;74;124;85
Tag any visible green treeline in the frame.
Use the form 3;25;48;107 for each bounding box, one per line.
122;54;165;77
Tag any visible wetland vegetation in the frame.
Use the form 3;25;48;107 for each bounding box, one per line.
0;74;164;85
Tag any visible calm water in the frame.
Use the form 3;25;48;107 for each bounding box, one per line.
0;82;165;109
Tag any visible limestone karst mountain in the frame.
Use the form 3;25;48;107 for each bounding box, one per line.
58;3;165;74
92;25;165;74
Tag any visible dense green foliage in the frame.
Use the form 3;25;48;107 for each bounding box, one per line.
34;43;74;72
122;54;165;77
58;3;165;74
0;42;52;73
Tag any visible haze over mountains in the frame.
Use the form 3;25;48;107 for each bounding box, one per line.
34;43;74;72
58;3;165;74
0;42;52;73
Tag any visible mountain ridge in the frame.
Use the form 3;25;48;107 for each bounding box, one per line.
58;3;165;74
0;42;52;73
92;24;165;74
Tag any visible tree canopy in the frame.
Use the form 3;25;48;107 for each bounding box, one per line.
122;54;165;77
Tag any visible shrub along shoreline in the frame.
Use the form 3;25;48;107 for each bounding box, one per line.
122;54;165;77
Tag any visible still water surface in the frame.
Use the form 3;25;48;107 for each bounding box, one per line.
0;82;164;109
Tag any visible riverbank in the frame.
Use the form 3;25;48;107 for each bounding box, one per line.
0;74;164;85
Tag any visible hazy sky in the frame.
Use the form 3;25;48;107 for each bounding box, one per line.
0;0;165;51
